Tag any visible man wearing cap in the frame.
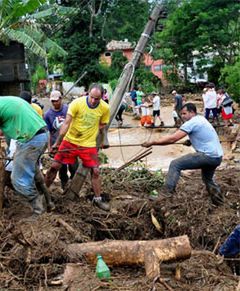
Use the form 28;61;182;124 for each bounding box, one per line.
45;83;110;211
44;90;77;189
0;96;49;218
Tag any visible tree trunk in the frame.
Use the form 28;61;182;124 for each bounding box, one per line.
66;235;191;278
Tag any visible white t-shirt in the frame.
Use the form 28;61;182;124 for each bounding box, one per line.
180;115;223;157
153;95;160;111
141;103;150;116
203;89;217;109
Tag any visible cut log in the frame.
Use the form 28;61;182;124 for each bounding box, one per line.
66;235;191;278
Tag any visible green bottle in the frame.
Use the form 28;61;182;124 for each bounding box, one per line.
96;254;111;280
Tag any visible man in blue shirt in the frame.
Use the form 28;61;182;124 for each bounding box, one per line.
142;103;224;205
44;90;77;189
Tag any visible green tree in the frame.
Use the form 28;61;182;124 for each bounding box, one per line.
31;64;47;93
0;0;73;58
220;59;240;102
51;0;151;87
154;0;240;85
102;0;150;42
135;65;162;93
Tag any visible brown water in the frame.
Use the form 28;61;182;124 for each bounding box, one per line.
103;106;233;171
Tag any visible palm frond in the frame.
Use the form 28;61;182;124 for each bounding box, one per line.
44;38;67;57
24;26;67;57
12;0;47;18
0;0;47;30
4;28;47;58
29;4;78;19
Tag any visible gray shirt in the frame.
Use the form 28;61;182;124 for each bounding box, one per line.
175;94;183;111
180;115;223;158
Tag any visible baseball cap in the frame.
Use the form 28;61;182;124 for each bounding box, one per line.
50;90;62;101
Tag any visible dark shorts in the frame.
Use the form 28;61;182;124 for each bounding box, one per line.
54;140;99;168
153;110;160;117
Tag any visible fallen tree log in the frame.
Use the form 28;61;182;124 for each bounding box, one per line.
66;235;191;278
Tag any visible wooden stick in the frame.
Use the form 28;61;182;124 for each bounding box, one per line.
111;124;225;129
212;236;221;254
159;278;174;291
117;148;152;171
57;218;83;242
107;139;234;147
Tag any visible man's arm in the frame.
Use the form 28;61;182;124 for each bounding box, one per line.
99;123;107;130
53;114;72;147
142;129;187;147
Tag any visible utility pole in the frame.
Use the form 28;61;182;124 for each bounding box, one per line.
109;1;165;124
65;1;165;199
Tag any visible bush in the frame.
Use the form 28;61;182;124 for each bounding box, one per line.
31;65;47;93
220;60;240;103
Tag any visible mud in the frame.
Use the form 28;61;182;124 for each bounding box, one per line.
0;95;239;290
0;165;239;290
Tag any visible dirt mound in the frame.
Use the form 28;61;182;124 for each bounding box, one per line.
0;167;239;290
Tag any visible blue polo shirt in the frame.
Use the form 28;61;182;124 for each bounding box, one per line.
180;115;223;158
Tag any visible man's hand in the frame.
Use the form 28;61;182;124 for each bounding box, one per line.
142;141;153;148
50;143;59;156
183;139;191;146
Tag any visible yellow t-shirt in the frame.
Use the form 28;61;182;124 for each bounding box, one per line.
64;96;110;147
31;103;43;117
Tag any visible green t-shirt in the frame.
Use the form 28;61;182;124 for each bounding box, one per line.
136;90;144;104
0;96;46;142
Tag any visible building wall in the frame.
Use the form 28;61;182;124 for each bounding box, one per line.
0;41;29;95
101;48;166;85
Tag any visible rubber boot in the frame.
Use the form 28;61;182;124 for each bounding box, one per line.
206;184;224;206
93;196;110;211
30;195;45;216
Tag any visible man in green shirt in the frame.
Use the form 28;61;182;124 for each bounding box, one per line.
0;97;48;218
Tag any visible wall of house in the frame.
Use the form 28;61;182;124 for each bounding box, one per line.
0;41;29;95
101;48;167;85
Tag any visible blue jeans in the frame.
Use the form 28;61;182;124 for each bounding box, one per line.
11;132;48;201
166;152;222;191
205;107;218;120
219;224;240;257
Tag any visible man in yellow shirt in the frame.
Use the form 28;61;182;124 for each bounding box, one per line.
45;83;110;210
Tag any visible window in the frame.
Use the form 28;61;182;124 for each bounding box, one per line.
104;52;112;57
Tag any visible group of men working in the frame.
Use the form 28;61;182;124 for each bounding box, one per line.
0;84;225;221
1;83;110;219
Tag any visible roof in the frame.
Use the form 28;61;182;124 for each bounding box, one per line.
106;40;134;51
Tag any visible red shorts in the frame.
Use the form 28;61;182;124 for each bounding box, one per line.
54;140;99;168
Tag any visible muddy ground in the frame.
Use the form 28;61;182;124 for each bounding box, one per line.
0;94;240;290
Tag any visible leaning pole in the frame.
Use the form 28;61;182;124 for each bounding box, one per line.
66;2;165;198
109;1;165;124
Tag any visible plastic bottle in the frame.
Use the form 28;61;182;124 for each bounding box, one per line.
96;254;111;280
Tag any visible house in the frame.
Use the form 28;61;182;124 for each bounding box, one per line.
101;40;166;85
0;41;29;95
